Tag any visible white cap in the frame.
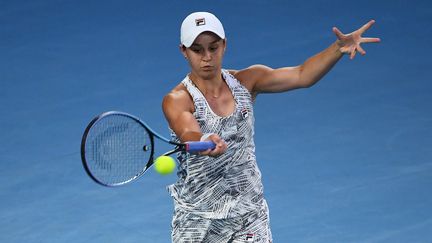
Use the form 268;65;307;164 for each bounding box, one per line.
180;12;225;48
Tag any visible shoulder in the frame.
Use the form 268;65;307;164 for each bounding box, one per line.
162;83;194;114
228;65;273;94
229;65;273;81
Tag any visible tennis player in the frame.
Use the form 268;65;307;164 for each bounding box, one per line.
162;12;380;243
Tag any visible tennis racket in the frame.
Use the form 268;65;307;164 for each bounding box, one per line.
80;111;215;187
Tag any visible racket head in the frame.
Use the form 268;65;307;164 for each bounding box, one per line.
81;111;155;187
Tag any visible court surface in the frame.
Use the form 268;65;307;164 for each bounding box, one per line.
1;0;431;242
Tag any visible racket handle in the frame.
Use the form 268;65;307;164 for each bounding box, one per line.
186;141;216;152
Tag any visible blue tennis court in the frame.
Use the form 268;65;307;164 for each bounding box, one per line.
1;0;431;242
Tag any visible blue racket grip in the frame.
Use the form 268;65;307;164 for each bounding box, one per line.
186;141;216;152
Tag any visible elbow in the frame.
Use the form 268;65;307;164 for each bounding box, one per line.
300;81;314;88
297;78;315;89
297;66;313;89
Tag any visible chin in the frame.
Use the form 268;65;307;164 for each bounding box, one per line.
199;69;218;79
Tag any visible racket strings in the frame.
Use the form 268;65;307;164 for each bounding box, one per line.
84;114;152;185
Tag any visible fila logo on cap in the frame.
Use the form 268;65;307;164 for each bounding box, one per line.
195;18;206;26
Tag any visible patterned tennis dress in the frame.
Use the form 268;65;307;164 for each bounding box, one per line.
169;69;272;242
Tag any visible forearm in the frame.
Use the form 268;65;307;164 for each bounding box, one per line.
178;130;202;142
299;41;343;87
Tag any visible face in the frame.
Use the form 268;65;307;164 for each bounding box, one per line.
181;31;226;80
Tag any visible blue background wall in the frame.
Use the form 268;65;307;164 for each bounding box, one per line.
1;0;431;242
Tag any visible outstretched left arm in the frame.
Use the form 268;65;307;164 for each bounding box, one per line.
236;20;381;95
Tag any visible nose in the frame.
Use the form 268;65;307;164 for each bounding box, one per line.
202;50;212;62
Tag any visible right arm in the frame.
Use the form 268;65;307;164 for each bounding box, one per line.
162;86;227;156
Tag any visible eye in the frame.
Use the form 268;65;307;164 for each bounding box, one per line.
209;46;218;52
189;46;201;53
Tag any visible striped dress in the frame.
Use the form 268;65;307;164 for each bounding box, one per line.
168;69;266;219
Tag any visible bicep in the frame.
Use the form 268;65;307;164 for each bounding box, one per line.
162;93;202;142
236;65;305;94
253;65;306;93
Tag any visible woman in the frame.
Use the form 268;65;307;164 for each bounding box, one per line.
162;12;379;243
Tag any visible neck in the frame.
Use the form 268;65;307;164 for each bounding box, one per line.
189;71;224;98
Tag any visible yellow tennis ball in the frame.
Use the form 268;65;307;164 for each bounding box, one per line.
154;156;176;175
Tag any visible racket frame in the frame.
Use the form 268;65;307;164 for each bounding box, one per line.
81;111;186;187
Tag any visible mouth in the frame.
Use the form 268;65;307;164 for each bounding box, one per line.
201;65;213;71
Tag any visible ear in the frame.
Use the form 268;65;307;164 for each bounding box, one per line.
222;38;227;53
179;44;187;59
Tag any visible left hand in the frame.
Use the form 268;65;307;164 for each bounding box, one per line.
333;20;381;59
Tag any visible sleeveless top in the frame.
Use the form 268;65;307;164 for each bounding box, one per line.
168;69;265;219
